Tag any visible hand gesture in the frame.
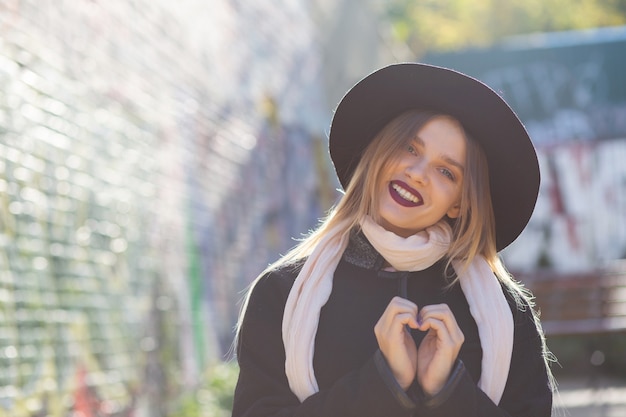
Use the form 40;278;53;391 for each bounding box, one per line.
416;303;464;396
374;296;419;391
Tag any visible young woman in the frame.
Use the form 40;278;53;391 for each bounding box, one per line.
232;63;555;417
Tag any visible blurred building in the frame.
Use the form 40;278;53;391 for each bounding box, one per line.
0;0;400;415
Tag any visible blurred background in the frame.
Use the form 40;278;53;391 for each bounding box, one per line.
0;0;625;416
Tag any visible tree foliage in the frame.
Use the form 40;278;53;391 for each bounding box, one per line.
385;0;626;55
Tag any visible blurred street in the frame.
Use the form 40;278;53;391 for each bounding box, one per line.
555;375;626;417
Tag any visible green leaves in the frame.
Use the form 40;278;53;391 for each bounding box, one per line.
384;0;626;55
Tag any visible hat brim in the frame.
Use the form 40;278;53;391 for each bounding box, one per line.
329;63;540;251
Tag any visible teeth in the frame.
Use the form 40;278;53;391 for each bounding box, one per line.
392;183;419;203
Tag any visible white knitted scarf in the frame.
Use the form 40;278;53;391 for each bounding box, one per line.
282;216;513;405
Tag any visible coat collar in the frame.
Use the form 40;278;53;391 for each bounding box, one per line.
342;229;386;271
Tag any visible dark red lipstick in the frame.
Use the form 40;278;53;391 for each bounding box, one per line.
389;180;423;207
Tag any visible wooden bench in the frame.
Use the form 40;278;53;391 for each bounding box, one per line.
517;262;626;336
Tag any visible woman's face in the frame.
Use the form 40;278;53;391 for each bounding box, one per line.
375;116;466;237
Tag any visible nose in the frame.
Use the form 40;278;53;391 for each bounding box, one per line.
405;158;428;185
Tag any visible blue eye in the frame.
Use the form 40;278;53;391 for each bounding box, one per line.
407;144;417;155
440;168;455;181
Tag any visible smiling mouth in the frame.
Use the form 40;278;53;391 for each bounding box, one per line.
389;181;423;207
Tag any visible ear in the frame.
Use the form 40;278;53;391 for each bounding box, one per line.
447;203;461;219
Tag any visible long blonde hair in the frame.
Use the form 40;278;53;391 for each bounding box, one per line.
248;110;512;286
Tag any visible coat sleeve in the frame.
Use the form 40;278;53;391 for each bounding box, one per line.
232;269;418;417
410;294;553;417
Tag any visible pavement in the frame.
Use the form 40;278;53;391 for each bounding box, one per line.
554;375;626;417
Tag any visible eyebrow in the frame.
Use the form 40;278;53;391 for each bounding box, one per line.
413;136;466;173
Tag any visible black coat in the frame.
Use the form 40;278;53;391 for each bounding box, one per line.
233;232;553;417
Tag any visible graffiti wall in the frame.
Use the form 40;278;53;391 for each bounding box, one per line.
506;139;626;272
425;28;626;272
0;1;331;416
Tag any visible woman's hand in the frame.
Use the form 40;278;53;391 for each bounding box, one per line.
416;303;464;397
374;296;419;391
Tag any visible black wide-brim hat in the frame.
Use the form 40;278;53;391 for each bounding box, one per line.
329;63;540;251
